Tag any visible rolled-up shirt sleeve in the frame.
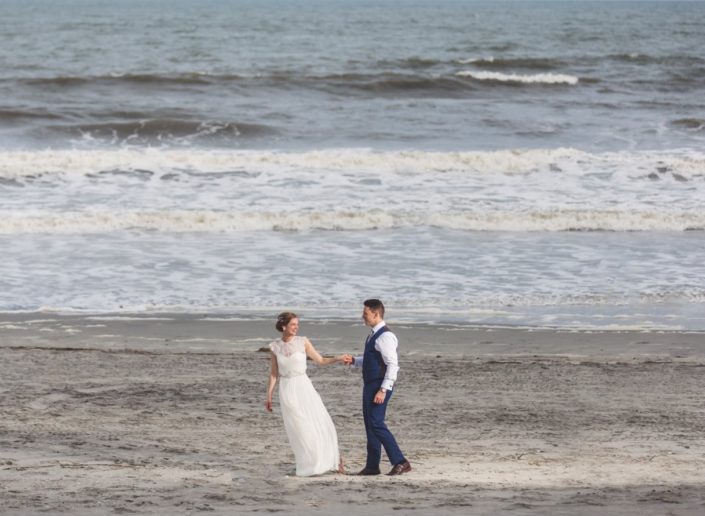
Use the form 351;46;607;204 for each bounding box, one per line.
375;332;399;391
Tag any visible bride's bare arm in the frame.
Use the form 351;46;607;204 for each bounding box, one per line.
265;352;278;412
304;338;344;366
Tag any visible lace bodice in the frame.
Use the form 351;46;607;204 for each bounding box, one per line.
270;336;308;378
270;336;306;357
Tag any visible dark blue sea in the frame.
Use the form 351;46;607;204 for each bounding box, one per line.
1;0;704;329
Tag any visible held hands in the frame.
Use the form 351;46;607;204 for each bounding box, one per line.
341;354;354;366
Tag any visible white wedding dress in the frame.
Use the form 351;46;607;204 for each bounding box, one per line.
270;336;340;476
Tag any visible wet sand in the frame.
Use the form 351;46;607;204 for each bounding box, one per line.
1;314;704;515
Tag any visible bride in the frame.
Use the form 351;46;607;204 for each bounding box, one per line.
265;312;346;476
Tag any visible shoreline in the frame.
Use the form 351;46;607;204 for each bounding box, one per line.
2;311;705;360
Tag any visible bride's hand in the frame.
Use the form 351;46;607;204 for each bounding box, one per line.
265;399;273;412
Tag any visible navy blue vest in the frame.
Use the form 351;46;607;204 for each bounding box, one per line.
362;326;390;384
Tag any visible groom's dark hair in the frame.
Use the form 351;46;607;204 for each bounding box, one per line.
363;298;385;318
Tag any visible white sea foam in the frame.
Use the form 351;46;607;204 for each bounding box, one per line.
2;208;704;233
85;316;175;321
456;70;579;85
1;147;704;234
2;147;705;180
0;324;28;330
457;57;494;64
0;147;594;178
3;225;704;330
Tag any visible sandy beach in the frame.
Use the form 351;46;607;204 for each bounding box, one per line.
4;1;705;514
1;313;704;515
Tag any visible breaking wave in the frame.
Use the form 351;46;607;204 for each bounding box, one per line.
457;57;565;70
34;119;277;145
2;147;703;180
2;208;704;234
456;71;579;85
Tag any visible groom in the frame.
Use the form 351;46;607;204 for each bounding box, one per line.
343;299;412;476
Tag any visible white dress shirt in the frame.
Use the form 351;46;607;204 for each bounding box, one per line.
353;321;399;391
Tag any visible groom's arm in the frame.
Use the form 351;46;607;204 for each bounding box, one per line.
376;332;399;391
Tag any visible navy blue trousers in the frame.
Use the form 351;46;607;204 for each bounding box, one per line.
362;381;405;468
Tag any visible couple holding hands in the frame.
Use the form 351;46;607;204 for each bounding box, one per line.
265;299;412;477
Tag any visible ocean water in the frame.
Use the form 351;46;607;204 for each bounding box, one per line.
1;0;704;329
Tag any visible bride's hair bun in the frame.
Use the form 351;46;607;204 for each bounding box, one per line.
276;312;297;332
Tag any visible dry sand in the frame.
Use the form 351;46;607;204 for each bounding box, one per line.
1;314;704;515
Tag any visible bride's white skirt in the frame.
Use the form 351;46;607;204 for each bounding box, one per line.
279;375;340;476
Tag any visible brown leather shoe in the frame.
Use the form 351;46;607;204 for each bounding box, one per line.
357;466;381;476
387;460;411;476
